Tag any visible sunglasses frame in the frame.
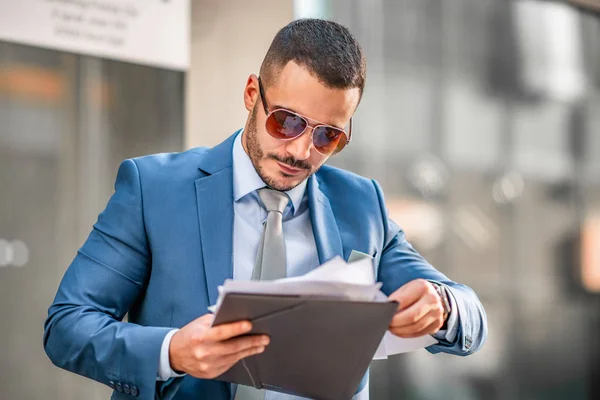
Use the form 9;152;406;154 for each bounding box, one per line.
257;76;352;155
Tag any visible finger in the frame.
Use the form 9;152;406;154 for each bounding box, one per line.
214;334;270;356
390;279;430;311
390;296;437;329
214;345;266;371
189;342;266;379
398;319;443;339
194;354;249;380
199;364;231;380
204;320;253;342
205;363;240;380
390;308;442;337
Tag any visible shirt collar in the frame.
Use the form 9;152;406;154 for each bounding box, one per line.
232;131;307;216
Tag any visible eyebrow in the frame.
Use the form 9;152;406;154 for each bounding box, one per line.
270;103;346;131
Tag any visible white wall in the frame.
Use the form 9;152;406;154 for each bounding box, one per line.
186;0;294;149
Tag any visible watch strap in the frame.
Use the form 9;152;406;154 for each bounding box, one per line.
432;283;451;324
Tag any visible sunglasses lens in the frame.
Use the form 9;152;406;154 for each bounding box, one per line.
265;109;349;155
266;109;307;139
313;126;347;155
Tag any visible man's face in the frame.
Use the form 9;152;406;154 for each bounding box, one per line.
242;61;360;192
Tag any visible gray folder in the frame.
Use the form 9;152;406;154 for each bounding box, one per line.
213;292;397;400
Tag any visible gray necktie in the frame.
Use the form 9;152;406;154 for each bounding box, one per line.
235;188;289;400
251;188;289;281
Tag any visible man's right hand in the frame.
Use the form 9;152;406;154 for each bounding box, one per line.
169;314;269;379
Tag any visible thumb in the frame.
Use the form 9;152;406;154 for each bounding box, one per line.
390;280;427;311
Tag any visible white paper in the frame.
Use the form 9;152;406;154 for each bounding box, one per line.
217;279;382;304
280;255;375;285
210;252;437;357
373;332;438;360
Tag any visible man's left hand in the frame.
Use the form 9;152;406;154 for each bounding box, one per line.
388;279;446;338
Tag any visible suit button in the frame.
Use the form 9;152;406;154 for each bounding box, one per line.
131;386;138;397
123;384;131;395
109;381;115;390
115;382;123;392
465;336;473;350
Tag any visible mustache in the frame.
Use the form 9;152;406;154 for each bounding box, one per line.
268;154;312;170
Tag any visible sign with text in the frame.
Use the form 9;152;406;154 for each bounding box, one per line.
0;0;189;70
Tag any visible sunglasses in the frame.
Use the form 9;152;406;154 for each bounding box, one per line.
258;77;352;155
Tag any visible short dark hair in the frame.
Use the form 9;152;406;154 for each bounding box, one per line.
260;19;366;97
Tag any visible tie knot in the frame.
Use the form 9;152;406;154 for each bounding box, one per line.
258;188;289;213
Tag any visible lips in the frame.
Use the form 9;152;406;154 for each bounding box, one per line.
277;161;302;175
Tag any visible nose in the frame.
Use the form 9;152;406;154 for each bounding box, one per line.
284;127;314;161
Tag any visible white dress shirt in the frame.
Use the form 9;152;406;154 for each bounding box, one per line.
156;131;457;400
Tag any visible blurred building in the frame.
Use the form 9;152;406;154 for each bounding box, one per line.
310;1;600;399
1;0;600;399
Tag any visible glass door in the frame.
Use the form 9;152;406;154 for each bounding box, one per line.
0;40;184;400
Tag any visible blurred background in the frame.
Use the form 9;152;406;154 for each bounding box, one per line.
1;0;600;399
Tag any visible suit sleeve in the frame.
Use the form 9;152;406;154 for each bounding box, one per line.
372;180;488;356
43;159;172;399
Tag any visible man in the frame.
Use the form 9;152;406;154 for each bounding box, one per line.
44;19;487;400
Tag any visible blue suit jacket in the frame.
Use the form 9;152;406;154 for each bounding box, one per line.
44;132;487;400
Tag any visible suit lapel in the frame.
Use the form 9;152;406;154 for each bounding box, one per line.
195;132;238;306
308;175;344;264
195;131;344;304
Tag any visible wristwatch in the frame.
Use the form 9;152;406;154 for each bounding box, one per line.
432;283;452;326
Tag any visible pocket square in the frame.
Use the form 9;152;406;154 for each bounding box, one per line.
348;250;373;263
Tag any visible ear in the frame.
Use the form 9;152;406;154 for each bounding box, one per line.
244;74;259;112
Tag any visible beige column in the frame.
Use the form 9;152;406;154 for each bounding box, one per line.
186;0;294;149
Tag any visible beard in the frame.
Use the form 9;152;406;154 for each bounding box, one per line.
245;104;315;192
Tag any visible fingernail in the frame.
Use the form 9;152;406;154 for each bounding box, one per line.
242;322;251;330
262;337;270;345
257;346;265;353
